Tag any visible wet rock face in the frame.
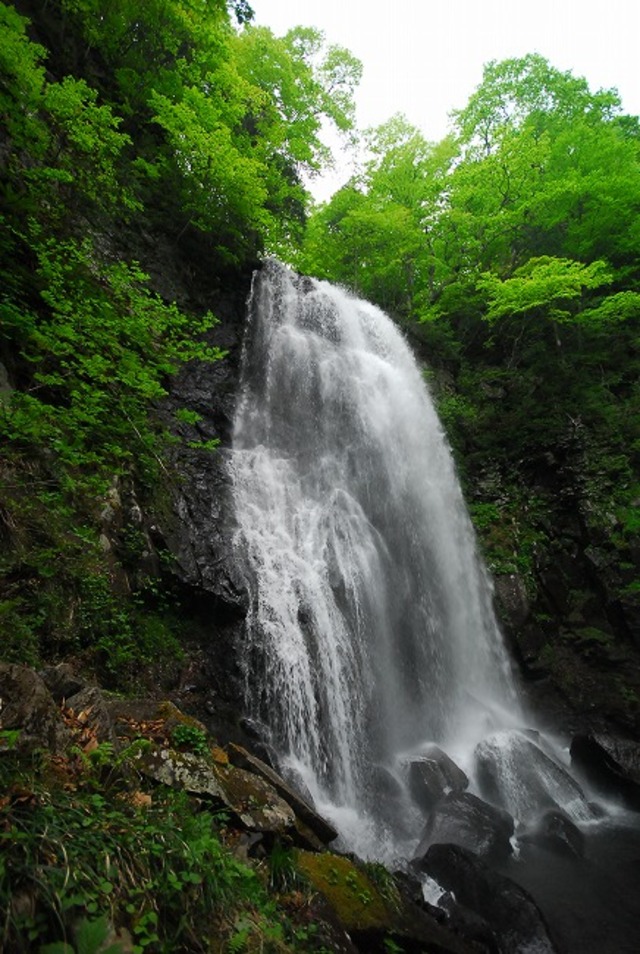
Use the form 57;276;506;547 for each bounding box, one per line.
570;734;640;812
518;809;585;859
159;280;251;609
150;275;254;743
493;574;530;632
424;843;559;954
406;745;469;813
475;730;591;823
413;791;514;864
474;450;640;736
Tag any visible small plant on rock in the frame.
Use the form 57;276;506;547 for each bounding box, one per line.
170;723;210;757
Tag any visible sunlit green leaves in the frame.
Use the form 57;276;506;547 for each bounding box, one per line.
453;53;621;157
1;232;224;480
151;84;269;244
478;257;612;322
0;4;46;143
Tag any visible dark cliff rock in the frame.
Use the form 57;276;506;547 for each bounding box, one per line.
153;277;252;743
489;496;640;739
159;310;247;607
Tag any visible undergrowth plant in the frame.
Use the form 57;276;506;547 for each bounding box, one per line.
0;747;320;953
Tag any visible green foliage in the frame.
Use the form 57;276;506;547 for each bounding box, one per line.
298;115;452;316
76;574;184;687
1;231;224;483
478;257;612;323
40;915;126;954
0;599;41;666
0;772;266;953
0;737;337;953
0;728;22;751
383;939;405;954
170;724;210;757
267;839;300;893
150;83;270;253
0;0;363;705
468;494;548;582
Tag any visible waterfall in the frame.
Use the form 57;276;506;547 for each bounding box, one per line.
228;261;582;859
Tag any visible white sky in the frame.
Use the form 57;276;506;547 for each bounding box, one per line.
252;0;640;198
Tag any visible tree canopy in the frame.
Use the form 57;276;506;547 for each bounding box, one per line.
299;54;640;534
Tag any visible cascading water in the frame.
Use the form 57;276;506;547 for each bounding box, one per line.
229;260;593;859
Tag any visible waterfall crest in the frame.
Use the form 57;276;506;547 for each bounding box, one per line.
229;261;542;856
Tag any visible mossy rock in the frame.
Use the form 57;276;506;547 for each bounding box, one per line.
212;763;296;833
296;852;475;952
155;700;207;734
295;852;392;931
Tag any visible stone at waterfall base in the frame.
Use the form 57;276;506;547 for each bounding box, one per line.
413;791;515;863
406;745;469;813
570;733;640;811
296;851;479;954
423;843;559;954
518;809;585;859
227;742;338;844
0;662;71;754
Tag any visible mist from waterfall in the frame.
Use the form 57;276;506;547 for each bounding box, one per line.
229;261;577;860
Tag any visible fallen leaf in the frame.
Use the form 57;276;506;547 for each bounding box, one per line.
129;791;152;808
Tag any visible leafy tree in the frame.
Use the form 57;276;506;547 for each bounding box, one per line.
299;115;453;316
477;257;612;324
230;25;362;256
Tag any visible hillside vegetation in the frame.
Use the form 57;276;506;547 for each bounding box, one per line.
0;0;360;678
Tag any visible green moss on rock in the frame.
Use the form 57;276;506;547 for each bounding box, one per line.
296;851;391;931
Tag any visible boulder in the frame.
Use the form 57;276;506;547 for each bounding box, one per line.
518;809;585;859
39;663;87;703
369;763;414;834
570;734;640;811
370;763;405;802
413;791;514;863
424;843;559;954
593;734;640;785
438;894;500;953
137;747;229;802
137;747;296;836
297;851;477;953
280;762;316;806
475;730;592;822
215;762;298;835
227;743;338;844
0;663;70;755
406;745;469;813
